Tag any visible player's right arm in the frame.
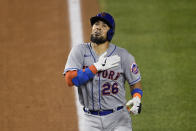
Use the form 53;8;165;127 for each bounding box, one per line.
65;65;97;87
64;44;98;87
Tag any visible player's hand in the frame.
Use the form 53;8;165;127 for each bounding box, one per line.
126;96;142;115
94;52;120;71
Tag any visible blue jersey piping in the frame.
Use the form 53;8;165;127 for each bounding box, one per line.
87;43;96;110
129;76;141;85
108;45;116;57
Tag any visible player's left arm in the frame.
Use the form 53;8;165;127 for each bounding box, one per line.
126;81;143;115
131;81;142;98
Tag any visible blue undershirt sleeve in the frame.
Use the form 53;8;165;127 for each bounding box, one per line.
72;68;95;87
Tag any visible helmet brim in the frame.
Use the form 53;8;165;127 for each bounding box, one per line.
90;16;112;29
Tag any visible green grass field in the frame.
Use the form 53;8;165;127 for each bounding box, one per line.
99;0;196;130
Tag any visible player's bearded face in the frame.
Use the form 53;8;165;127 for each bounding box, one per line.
90;21;109;45
90;33;107;44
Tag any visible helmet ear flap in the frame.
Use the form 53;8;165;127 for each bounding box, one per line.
107;29;114;41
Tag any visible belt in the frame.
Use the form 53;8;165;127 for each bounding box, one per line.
83;106;124;116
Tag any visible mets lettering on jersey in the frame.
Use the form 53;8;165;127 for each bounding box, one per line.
64;43;141;110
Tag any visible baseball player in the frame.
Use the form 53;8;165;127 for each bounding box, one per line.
64;12;143;131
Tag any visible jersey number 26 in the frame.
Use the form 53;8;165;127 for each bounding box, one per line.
102;82;119;95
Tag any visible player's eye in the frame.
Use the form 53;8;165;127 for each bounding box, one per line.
102;24;107;28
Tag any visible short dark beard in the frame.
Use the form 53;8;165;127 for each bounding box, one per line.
90;34;107;45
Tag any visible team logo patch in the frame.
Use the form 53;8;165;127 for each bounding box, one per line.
131;63;139;74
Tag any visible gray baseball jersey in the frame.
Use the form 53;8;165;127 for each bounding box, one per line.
64;43;141;110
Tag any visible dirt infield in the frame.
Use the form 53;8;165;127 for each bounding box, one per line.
0;0;99;131
0;0;77;130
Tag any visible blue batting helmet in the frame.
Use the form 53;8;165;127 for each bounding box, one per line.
90;12;115;41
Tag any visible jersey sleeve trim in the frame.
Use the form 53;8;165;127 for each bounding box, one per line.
63;68;79;75
129;76;141;85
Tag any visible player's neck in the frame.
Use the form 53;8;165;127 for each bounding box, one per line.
91;42;109;56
